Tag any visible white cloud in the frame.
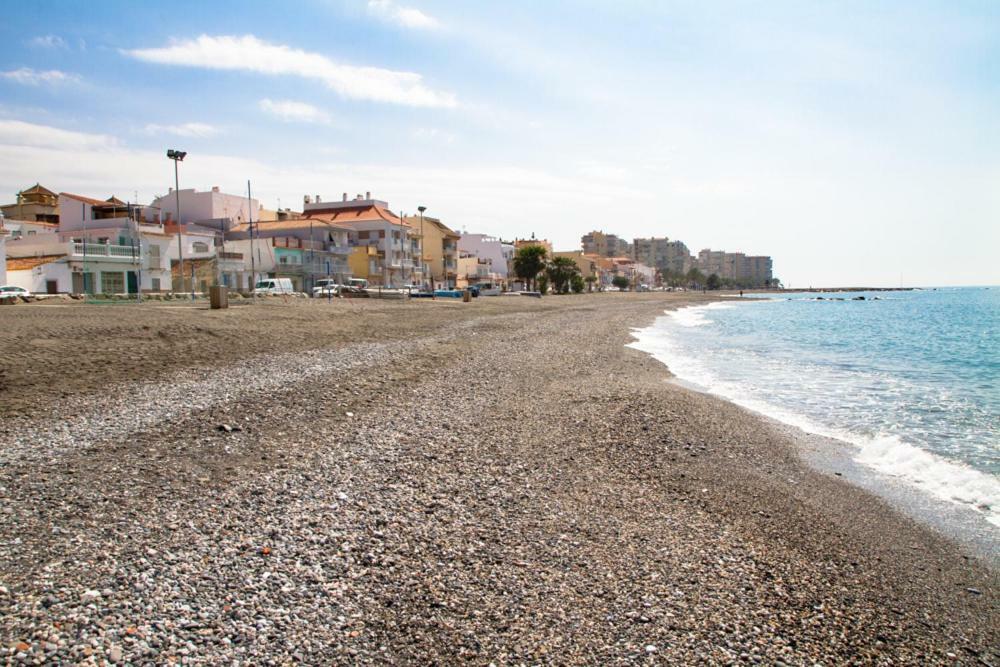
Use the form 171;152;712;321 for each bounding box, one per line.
258;98;332;125
0;119;115;150
144;122;220;138
367;0;441;30
412;127;456;144
0;68;79;86
28;35;68;49
124;34;456;108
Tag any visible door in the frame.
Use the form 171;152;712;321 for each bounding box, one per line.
127;271;138;294
46;280;58;295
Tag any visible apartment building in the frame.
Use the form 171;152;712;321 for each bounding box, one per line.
226;218;351;291
457;233;515;282
581;230;631;258
403;214;459;288
697;248;773;285
302;193;417;287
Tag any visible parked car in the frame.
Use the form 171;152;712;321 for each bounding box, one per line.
0;285;30;298
253;278;295;295
312;279;348;297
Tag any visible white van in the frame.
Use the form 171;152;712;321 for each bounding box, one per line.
254;278;295;295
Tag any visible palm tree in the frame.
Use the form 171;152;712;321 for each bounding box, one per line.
513;245;547;291
545;256;580;294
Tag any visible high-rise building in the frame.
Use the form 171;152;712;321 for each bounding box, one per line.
633;237;693;275
581;230;631;258
697;248;772;285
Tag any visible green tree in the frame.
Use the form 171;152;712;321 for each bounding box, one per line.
513;245;547;291
571;274;585;294
584;275;597;292
706;273;721;290
612;275;630;291
545;256;580;294
537;275;549;295
686;267;705;287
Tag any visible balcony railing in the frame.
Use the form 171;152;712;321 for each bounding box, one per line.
71;243;138;259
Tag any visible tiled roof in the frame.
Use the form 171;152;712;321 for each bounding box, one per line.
6;254;65;271
60;192;127;208
61;192;110;207
20;183;57;198
305;204;407;226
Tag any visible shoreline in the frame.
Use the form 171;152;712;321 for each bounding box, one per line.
628;299;1000;567
1;294;996;663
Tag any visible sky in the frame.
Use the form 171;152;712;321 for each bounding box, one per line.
0;0;997;287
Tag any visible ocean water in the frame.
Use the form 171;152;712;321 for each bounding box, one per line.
629;287;1000;527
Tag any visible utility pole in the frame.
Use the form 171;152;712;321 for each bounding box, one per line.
82;201;88;296
247;180;256;300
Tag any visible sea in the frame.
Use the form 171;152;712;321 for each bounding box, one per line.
629;287;1000;531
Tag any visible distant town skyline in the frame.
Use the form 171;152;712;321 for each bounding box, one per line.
1;1;997;287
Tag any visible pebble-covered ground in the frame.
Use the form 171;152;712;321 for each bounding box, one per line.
0;295;996;664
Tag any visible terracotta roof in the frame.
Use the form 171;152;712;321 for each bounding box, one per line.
304;204;406;226
20;183;57;197
60;192;128;208
6;254;65;271
403;215;458;237
61;192;109;207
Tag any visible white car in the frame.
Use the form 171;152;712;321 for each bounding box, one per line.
253;278;295;295
0;285;30;298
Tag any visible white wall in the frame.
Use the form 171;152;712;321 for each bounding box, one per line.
458;233;510;278
153;188;260;226
0;232;6;285
7;261;72;293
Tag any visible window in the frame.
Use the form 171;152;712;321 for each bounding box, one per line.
148;245;160;261
101;272;124;294
379;230;385;239
358;231;370;239
192;241;209;253
27;230;36;236
151;278;161;292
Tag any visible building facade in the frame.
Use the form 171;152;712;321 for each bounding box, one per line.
302;194;417;287
151;186;260;228
0;184;60;224
457;233;515;283
582;230;631;258
403;214;459;288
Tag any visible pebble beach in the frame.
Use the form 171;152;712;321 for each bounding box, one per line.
0;293;996;664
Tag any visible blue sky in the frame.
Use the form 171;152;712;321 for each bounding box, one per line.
1;0;998;286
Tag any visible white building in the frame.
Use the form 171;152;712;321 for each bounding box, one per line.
457;233;515;281
151;186;260;227
2;193;174;294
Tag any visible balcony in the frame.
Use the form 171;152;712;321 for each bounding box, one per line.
71;242;139;260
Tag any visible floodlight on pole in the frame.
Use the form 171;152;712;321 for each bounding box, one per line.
417;205;427;289
167;149;189;298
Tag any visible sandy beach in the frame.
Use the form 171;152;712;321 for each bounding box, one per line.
0;293;996;664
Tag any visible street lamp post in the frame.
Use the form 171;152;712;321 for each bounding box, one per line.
417;205;427;290
166;149;188;298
